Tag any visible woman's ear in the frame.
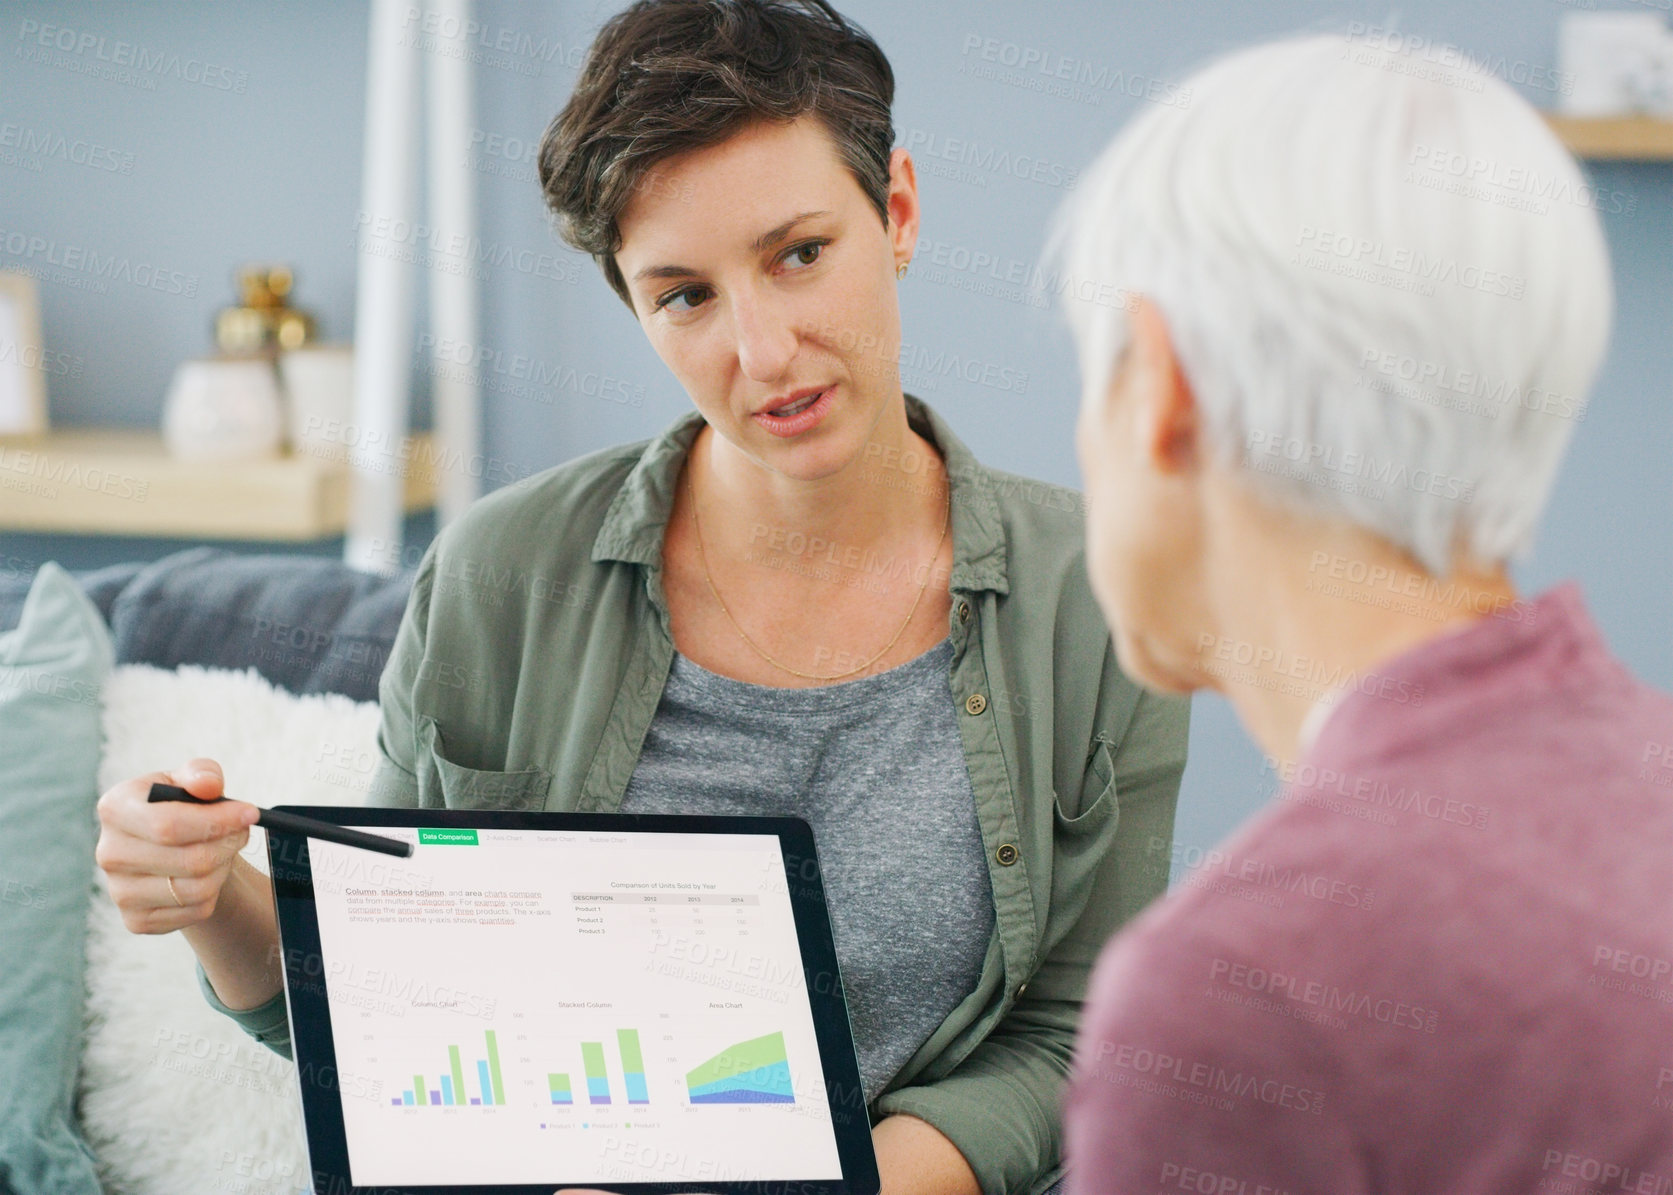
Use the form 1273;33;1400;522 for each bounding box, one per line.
1129;297;1200;475
885;146;920;260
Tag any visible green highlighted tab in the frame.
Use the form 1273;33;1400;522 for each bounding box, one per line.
418;828;479;846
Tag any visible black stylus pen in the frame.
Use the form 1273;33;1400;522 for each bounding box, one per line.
147;782;415;858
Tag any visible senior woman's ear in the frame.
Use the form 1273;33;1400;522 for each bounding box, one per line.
1103;296;1202;477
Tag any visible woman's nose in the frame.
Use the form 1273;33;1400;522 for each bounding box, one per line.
730;294;799;383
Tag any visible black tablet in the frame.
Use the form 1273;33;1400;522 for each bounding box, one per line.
266;808;879;1195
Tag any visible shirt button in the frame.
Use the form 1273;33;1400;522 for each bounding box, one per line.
1016;982;1029;999
957;601;970;623
995;842;1019;866
964;692;988;716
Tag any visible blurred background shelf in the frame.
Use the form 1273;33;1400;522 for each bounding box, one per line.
1545;114;1673;159
0;429;437;541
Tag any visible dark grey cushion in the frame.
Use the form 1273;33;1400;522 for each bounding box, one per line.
0;549;414;703
110;548;414;702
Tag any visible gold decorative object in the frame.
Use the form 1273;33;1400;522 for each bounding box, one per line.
214;265;317;356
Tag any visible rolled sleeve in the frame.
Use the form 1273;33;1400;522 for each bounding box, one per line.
874;995;1078;1194
196;960;292;1060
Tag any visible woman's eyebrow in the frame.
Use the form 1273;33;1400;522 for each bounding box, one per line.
631;209;833;285
751;209;831;252
633;262;700;283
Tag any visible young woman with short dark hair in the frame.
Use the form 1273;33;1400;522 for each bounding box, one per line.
97;5;1190;1190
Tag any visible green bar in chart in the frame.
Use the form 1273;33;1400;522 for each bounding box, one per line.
413;1074;426;1106
485;1030;507;1106
448;1045;467;1107
617;1028;645;1072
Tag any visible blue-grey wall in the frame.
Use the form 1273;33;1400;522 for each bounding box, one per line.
3;0;1669;866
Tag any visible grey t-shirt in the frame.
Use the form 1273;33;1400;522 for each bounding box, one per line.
619;637;997;1105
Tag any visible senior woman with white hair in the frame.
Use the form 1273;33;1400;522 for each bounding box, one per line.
1047;30;1673;1194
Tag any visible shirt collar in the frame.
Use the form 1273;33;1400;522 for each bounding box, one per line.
590;394;1010;596
1301;581;1619;761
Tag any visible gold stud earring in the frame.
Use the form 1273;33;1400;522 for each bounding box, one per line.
896;261;909;280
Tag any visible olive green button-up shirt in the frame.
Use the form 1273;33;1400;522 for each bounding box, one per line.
205;395;1189;1194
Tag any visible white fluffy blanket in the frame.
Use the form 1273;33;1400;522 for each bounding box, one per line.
82;665;380;1195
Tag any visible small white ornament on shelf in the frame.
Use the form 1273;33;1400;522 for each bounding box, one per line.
161;356;284;461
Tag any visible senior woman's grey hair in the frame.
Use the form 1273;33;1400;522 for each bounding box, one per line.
1046;30;1614;577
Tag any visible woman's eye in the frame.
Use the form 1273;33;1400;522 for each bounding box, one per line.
782;240;826;270
658;285;710;314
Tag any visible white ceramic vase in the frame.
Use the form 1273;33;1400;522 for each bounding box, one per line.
161;356;284;461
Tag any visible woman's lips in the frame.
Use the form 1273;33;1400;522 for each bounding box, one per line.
751;386;835;438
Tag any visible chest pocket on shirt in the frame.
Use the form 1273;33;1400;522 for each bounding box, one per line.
1053;733;1119;837
416;716;550;811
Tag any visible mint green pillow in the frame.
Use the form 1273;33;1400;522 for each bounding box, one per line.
0;563;111;1194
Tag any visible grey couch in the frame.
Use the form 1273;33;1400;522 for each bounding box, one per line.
0;547;415;703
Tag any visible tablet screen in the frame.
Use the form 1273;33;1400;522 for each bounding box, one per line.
302;823;847;1189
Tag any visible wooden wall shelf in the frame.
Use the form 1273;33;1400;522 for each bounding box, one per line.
0;429;437;541
1544;114;1673;160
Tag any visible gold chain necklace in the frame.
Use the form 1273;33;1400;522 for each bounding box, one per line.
687;468;952;682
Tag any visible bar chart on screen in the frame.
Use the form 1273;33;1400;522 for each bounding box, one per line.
307;827;843;1187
